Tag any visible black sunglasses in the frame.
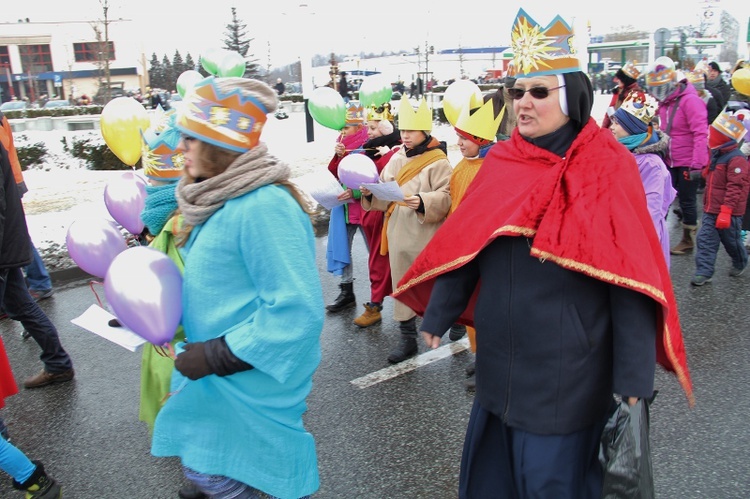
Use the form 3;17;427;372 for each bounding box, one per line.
507;85;565;100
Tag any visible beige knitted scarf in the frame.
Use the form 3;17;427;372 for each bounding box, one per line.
176;142;291;227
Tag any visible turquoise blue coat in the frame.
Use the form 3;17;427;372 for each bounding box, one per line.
151;184;324;499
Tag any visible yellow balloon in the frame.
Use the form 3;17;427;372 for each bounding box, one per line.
100;97;151;166
731;67;750;97
442;80;484;126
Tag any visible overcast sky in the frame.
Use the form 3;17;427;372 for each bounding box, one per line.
2;0;748;66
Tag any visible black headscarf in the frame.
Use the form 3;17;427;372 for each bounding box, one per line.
562;71;594;132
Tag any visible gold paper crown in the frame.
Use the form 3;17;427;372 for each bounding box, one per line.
712;112;746;143
455;99;505;142
398;98;432;131
646;56;676;87
510;8;580;77
621;60;640;79
686;61;708;84
367;103;394;122
620;91;658;125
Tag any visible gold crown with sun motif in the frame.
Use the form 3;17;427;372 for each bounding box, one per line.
510;8;581;78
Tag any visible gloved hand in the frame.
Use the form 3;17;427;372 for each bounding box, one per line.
375;145;391;157
174;342;211;380
716;205;733;230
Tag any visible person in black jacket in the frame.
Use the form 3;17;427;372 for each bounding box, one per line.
707;61;731;109
0;142;74;389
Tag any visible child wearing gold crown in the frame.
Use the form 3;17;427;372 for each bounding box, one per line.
360;97;451;363
325;101;370;313
350;103;401;328
394;8;692;497
601;60;643;129
690;112;750;286
151;76;323;499
610;92;676;266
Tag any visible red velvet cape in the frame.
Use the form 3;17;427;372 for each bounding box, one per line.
394;118;693;404
0;336;18;408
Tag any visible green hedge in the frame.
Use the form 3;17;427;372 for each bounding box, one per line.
63;135;135;171
4;105;103;119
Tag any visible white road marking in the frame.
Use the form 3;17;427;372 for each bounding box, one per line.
350;337;470;389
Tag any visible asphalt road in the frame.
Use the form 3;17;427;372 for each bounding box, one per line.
0;208;749;498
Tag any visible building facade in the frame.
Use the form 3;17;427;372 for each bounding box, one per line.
0;18;145;104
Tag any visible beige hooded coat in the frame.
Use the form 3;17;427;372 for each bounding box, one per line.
361;145;452;321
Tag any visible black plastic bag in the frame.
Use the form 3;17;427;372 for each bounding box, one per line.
599;395;655;498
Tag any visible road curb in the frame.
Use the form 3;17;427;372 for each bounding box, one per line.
50;266;93;286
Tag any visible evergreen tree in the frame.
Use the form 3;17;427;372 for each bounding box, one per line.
185;53;197;72
148;52;163;90
172;50;187;79
222;7;260;78
161;54;174;91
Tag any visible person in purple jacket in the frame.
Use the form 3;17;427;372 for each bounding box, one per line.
610;91;676;267
646;56;709;256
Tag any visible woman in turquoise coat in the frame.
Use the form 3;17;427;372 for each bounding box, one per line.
150;76;324;499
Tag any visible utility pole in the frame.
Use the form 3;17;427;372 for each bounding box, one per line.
100;0;112;102
329;53;339;91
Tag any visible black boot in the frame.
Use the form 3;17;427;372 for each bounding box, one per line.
387;318;418;363
326;282;355;312
13;461;62;499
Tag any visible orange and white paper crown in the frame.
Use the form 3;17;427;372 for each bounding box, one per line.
176;76;269;153
510;8;581;77
345;100;365;126
621;61;641;79
141;109;184;182
712;112;747;143
646;57;676;87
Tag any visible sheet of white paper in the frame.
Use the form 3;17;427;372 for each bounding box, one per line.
291;171;347;210
361;181;405;202
70;304;147;352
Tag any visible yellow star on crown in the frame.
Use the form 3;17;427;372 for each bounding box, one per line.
209;106;231;126
511;17;555;74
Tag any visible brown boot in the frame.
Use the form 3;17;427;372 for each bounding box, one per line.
353;302;382;328
670;225;696;255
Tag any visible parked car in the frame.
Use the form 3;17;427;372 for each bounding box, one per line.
0;100;28;112
43;100;73;109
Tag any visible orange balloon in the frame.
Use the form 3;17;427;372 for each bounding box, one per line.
100;97;151;166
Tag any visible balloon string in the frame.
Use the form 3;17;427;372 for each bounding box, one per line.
162;378;188;404
88;280;104;308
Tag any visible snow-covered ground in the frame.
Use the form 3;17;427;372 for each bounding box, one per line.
16;94;609;270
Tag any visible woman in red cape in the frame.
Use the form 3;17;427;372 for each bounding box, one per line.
393;64;692;497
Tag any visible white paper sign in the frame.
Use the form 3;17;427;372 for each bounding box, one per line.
361;181;405;202
292;171;348;210
71;304;147;352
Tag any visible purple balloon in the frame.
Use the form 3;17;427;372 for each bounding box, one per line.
104;172;147;235
338;153;379;189
66;218;128;278
104;246;182;345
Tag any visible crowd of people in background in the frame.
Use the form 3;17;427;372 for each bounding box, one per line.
3;5;750;496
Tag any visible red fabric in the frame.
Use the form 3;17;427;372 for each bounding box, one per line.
708;127;731;149
0;337;18;409
394;118;693;404
360;210;392;302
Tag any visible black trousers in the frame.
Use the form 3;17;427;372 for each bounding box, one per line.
459;400;604;499
670;167;699;226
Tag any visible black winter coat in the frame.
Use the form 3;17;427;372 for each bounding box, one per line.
0;143;32;269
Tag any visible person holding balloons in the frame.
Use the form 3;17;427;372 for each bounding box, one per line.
325;101;370;313
350;103;401;328
133;109;189;434
150;76;324;499
360;97;452;364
